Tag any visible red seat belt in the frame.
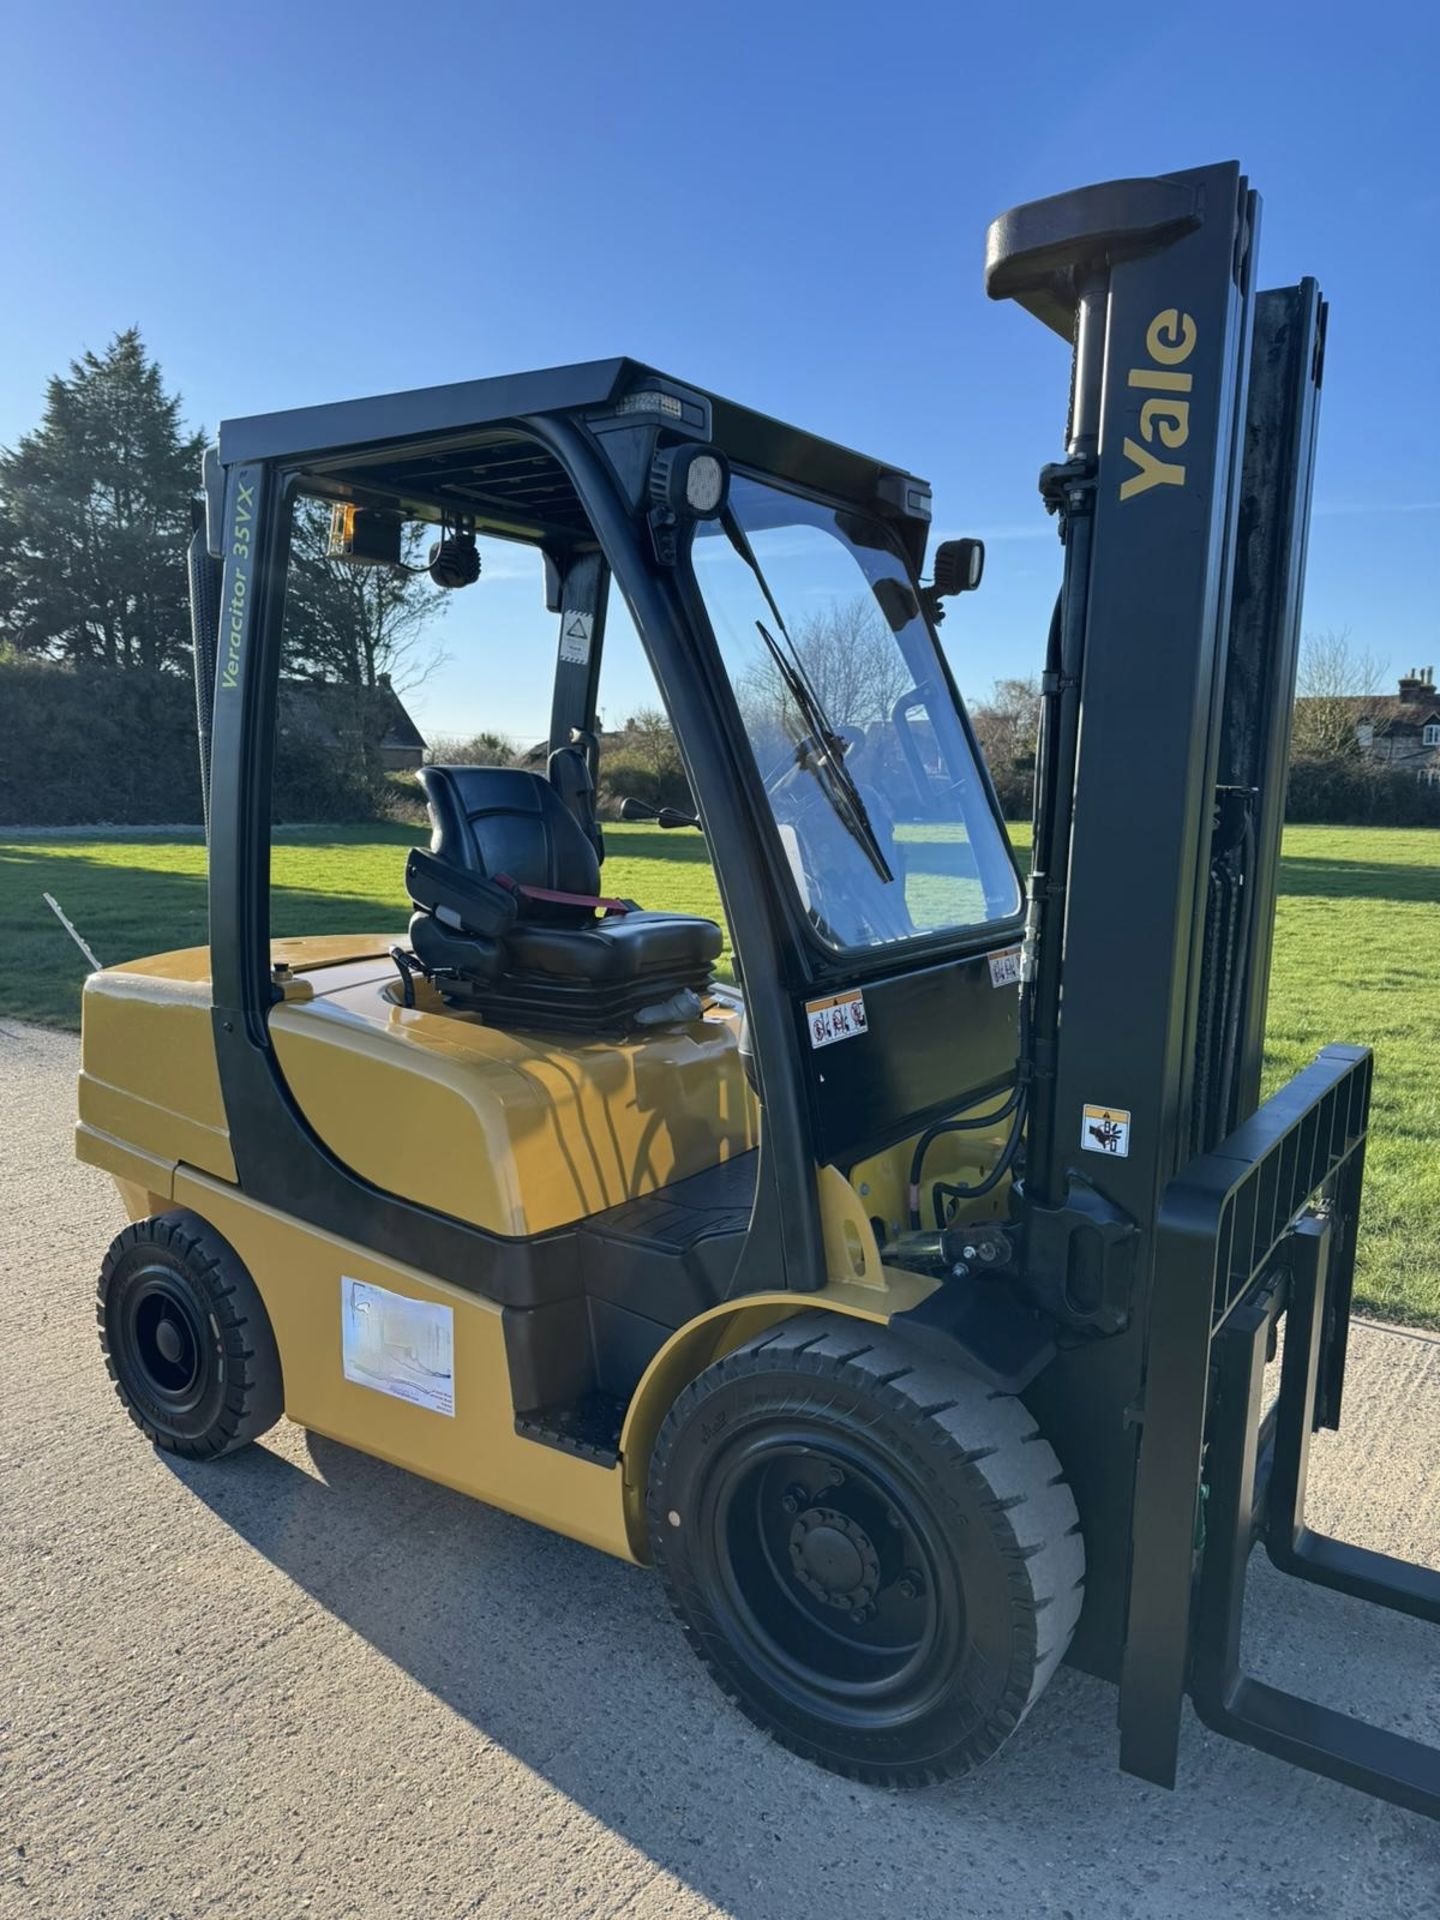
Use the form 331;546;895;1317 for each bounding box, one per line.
494;873;633;918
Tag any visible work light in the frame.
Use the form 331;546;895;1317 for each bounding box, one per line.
649;443;730;522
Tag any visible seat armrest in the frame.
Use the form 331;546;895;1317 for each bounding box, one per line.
405;847;518;939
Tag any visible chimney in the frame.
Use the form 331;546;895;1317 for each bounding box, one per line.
1397;666;1435;703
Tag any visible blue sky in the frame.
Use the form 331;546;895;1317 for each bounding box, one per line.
2;0;1437;742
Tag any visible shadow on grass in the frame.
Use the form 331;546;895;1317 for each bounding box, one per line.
598;825;713;864
1277;855;1440;906
0;841;412;1028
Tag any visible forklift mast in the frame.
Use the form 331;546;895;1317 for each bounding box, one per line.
989;162;1318;1300
988;163;1439;1817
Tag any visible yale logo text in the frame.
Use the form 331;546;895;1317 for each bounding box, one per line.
1120;309;1197;502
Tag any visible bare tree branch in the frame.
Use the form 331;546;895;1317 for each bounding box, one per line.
1293;628;1388;760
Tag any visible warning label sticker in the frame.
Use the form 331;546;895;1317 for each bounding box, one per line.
341;1277;455;1417
805;988;868;1050
559;610;593;665
1081;1104;1132;1158
988;946;1022;989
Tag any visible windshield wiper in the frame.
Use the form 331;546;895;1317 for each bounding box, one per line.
715;506;893;885
753;618;894;886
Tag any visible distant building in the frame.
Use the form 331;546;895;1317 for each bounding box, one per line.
1332;668;1440;786
278;677;427;772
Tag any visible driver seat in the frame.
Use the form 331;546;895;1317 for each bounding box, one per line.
406;764;722;1032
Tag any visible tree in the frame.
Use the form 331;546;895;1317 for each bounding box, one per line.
617;705;682;775
969;675;1041;817
738;594;913;741
0;329;205;672
1292;628;1387;761
425;729;518;767
970;675;1041;775
282;497;448;692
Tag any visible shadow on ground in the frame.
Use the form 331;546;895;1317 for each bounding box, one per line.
163;1428;1439;1918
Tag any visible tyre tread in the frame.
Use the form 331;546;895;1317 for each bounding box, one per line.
97;1209;283;1460
648;1309;1085;1788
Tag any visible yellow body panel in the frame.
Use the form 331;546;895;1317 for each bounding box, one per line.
76;932;978;1566
78;956;237;1184
172;1164;635;1558
269;965;758;1235
79;936;759;1237
163;1163;933;1565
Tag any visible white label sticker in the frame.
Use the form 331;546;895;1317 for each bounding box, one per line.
1081;1104;1132;1158
559;609;593;665
988;946;1022;989
805;988;868;1050
341;1277;455;1417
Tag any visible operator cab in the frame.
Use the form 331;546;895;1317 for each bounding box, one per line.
248;376;1018;1047
189;359;1025;1432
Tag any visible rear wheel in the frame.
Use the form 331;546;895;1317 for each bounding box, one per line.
648;1312;1083;1787
98;1210;283;1459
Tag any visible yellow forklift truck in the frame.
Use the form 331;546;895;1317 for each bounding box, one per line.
78;161;1440;1809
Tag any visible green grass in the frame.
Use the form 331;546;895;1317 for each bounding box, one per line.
4;820;1436;1325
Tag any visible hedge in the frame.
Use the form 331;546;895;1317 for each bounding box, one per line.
0;657;391;825
1286;755;1440;827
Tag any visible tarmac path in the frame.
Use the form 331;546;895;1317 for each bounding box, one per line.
3;1018;1437;1919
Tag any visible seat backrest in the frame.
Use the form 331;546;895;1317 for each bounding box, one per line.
418;765;601;906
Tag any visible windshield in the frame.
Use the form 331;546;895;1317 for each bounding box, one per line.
690;473;1021;949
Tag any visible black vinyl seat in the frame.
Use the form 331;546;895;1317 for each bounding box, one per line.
406;765;721;1031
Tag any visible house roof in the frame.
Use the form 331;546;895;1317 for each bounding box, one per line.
379;691;426;751
1314;694;1440;732
278;680;428;752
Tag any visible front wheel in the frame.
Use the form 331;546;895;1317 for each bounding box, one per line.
648;1312;1084;1787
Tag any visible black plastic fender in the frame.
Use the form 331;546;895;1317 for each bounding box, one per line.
891;1280;1056;1395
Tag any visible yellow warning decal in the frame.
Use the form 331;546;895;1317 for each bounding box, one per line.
805;988;868;1051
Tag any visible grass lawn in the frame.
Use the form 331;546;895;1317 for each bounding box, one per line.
3;819;1436;1325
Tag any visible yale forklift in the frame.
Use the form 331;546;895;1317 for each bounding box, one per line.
79;160;1440;1809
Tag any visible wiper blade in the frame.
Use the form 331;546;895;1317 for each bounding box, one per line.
715;506;894;886
754;618;894;886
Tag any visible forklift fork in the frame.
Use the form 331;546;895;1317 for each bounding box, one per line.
1122;1045;1440;1817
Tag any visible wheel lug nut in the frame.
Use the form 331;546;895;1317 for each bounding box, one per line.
781;1483;808;1516
897;1567;925;1600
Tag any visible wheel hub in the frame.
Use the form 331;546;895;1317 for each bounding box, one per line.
131;1286;202;1399
787;1506;879;1613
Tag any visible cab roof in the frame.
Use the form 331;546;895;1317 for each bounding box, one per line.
216;357;931;549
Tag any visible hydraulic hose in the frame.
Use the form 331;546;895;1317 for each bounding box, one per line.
906;997;1032;1228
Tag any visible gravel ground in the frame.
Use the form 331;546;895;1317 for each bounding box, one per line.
3;1017;1437;1919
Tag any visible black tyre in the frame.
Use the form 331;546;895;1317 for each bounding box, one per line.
648;1312;1084;1787
97;1210;284;1459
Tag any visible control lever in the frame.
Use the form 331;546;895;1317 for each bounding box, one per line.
618;796;702;831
